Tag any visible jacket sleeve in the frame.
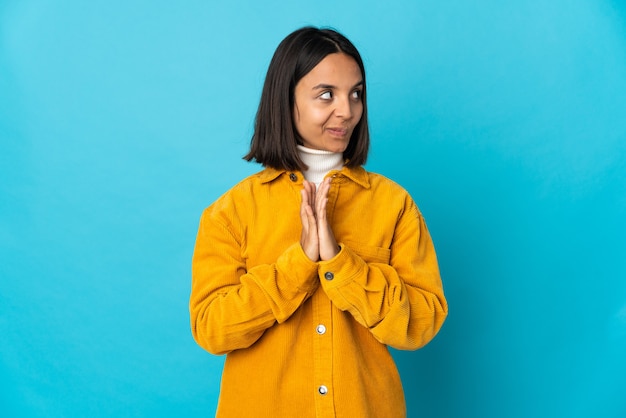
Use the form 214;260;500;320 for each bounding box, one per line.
318;197;448;350
190;206;319;355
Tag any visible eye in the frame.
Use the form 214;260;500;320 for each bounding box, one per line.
351;89;362;100
320;91;332;100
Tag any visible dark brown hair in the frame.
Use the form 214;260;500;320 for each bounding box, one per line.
244;27;369;170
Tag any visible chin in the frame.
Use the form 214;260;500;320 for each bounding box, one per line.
327;140;350;154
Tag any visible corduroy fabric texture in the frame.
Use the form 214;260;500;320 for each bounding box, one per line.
190;165;448;417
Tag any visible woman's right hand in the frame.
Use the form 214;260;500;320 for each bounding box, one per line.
300;180;320;261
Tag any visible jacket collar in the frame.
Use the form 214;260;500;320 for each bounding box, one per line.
258;165;370;189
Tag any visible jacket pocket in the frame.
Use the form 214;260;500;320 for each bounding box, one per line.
344;240;391;264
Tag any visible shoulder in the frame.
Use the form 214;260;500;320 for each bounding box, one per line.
202;167;288;216
215;168;277;198
366;171;406;191
362;169;422;216
364;170;412;199
200;169;263;216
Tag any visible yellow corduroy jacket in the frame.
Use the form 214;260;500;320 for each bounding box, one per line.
190;165;448;418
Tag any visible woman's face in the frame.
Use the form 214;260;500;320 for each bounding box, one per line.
293;53;364;153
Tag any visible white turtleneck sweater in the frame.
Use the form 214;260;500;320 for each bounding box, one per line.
297;145;344;187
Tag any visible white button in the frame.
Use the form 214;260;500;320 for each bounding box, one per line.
318;385;328;395
316;324;326;335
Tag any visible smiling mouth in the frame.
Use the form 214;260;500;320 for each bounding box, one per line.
327;127;349;137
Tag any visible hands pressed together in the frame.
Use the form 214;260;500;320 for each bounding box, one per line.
300;178;340;262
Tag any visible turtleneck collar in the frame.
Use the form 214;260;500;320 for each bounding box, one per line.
297;145;344;186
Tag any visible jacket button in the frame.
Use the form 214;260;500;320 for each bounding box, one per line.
318;385;328;395
316;324;326;335
324;272;334;281
289;173;297;182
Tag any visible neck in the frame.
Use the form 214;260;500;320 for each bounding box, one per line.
297;145;344;186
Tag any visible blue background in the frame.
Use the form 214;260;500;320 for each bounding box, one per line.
2;0;625;417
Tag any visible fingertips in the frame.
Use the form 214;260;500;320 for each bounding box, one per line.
300;188;307;200
303;180;316;193
321;177;332;194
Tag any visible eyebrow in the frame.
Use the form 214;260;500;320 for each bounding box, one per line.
312;81;364;90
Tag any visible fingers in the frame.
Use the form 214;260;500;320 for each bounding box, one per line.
301;178;338;261
302;180;316;212
299;188;310;233
315;179;339;261
316;178;332;222
300;185;319;261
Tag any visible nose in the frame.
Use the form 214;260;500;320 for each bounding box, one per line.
334;95;353;120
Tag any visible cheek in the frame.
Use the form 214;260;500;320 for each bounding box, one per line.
302;106;330;128
353;103;364;124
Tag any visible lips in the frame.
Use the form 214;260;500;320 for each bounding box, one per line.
327;127;349;137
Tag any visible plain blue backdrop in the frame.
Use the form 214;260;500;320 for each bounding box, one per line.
1;0;625;417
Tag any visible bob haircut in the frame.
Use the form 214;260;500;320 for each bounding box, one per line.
244;27;369;171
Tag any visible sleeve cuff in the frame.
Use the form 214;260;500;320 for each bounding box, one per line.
276;242;320;293
317;243;364;291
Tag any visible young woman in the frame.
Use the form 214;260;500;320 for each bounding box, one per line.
190;27;448;417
